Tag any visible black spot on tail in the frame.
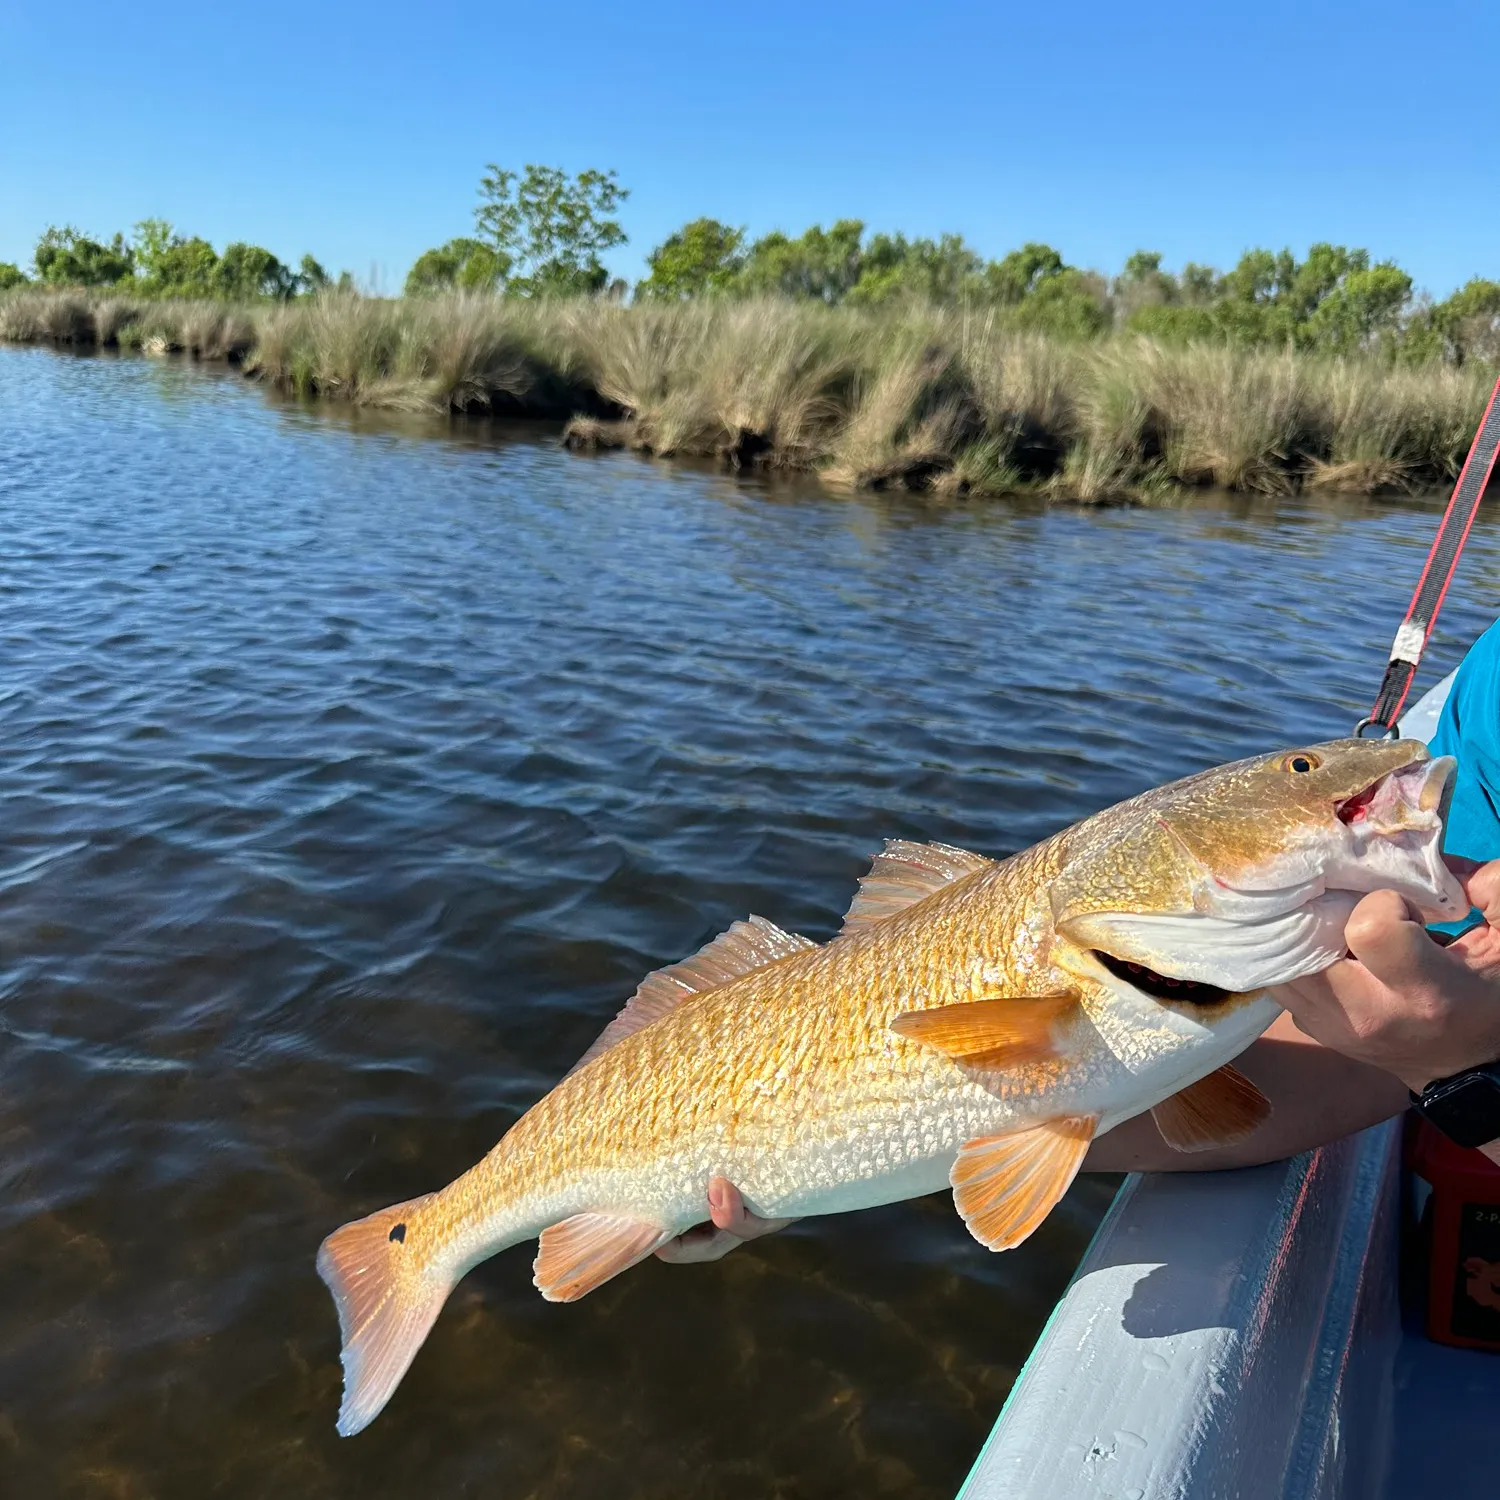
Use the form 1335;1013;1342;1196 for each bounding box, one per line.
389;1222;406;1244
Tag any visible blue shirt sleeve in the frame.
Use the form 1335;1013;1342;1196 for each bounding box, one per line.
1428;619;1500;863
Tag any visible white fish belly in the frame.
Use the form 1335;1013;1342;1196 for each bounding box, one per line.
462;991;1283;1258
713;992;1281;1223
708;1070;1088;1222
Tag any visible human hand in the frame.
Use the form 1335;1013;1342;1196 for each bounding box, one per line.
654;1176;798;1264
1275;860;1500;1094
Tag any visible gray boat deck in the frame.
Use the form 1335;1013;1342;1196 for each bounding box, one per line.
958;1123;1498;1500
1387;1310;1494;1496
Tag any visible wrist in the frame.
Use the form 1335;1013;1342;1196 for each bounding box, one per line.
1409;1060;1500;1150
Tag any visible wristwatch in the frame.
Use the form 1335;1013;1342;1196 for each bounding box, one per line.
1410;1063;1500;1150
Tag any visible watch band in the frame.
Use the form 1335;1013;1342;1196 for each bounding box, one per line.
1410;1061;1500;1150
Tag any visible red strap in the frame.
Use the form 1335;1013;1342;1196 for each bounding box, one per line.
1362;372;1500;735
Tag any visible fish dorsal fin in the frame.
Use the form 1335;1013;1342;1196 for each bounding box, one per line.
534;1212;670;1302
951;1116;1096;1251
566;915;815;1077
889;995;1076;1068
1150;1064;1272;1152
841;840;995;935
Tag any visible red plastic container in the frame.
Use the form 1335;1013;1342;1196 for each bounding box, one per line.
1408;1115;1500;1351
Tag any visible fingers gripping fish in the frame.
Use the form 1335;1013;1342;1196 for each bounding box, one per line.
317;738;1463;1434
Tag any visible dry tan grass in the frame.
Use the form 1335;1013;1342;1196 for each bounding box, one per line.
2;287;1492;500
1124;341;1306;493
1303;359;1490;491
561;416;639;450
822;336;961;487
691;302;862;464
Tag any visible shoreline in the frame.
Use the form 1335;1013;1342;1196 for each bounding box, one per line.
3;289;1492;505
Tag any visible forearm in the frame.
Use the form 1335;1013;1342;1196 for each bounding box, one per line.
1083;1012;1411;1173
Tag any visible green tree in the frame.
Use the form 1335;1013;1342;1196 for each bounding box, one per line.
1179;262;1219;305
1117;250;1177;298
404;237;510;295
1211;247;1317;344
34;226;133;286
1010;269;1111;338
1126;303;1220;342
1119;249;1166;284
133;220;219;296
156;238;220;295
1113;249;1180;324
0;262;28;290
983;243;1066;305
473;164;628;296
1303;261;1411;353
738;220;865;302
297;254;331;294
132;218;176;281
1220;247;1297;305
1284;244;1368;321
1208;244;1406;350
847;232;985;305
1431;278;1500;364
216;242;296;300
637;218;745;298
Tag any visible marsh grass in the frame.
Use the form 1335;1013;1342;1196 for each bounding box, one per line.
3;287;1493;502
0;289;254;360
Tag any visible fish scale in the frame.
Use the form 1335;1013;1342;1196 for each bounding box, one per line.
316;735;1465;1436
470;845;1068;1218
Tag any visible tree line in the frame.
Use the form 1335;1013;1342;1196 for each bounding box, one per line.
396;165;1500;361
10;163;1500;363
0;222;340;301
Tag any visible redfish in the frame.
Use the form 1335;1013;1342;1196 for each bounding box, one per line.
319;738;1462;1434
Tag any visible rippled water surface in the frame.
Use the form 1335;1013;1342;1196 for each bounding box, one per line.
4;345;1500;1499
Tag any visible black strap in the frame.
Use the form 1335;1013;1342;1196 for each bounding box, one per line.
1360;372;1500;736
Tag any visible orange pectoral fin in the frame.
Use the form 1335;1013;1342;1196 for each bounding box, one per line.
533;1213;671;1303
951;1116;1096;1251
1150;1063;1273;1152
890;995;1076;1068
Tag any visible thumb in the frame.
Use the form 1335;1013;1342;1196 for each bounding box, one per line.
1461;859;1500;924
1343;888;1435;990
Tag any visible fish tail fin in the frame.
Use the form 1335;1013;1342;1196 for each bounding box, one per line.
316;1192;453;1436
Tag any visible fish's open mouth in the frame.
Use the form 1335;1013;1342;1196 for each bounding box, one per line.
1337;754;1454;830
1336;781;1381;825
1325;753;1463;920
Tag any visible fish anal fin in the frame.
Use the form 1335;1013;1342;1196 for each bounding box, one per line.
316;1193;452;1436
567;915;816;1077
1150;1064;1272;1153
534;1212;670;1303
890;995;1075;1068
841;840;996;935
951;1116;1096;1251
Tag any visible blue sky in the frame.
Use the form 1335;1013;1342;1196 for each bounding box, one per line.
4;0;1496;297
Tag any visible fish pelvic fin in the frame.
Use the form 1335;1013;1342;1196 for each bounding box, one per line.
316;1193;452;1437
1151;1063;1272;1152
951;1115;1096;1251
534;1212;672;1303
841;840;996;935
889;994;1076;1068
567;915;816;1078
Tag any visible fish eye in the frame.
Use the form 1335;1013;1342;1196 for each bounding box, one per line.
1283;752;1320;774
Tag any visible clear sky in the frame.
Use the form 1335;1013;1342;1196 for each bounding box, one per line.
4;0;1496;297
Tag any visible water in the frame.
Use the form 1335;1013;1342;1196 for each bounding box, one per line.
2;344;1499;1500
